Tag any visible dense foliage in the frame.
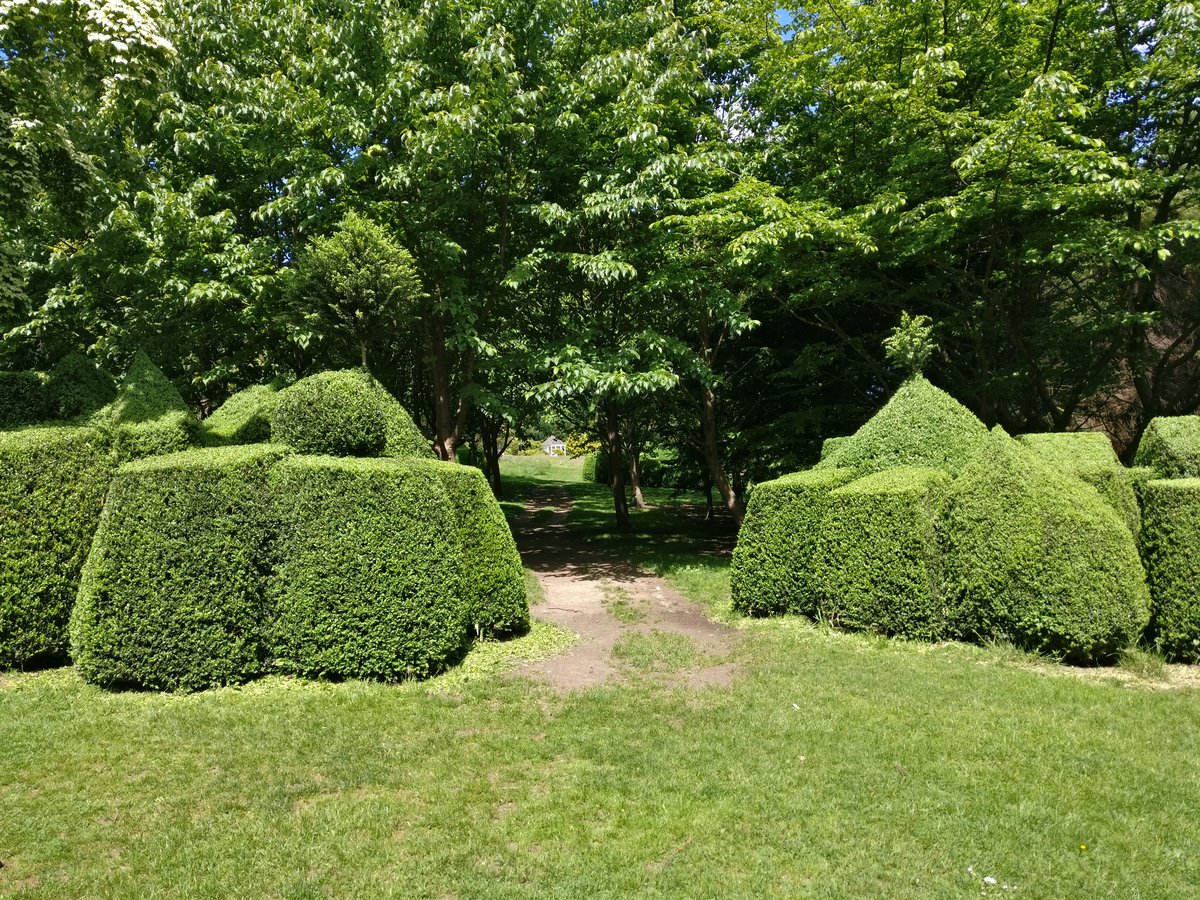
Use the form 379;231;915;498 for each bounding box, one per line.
0;371;45;427
201;384;280;446
271;370;388;457
1140;479;1200;662
44;353;117;421
0;426;114;668
1018;432;1142;535
71;445;288;690
1133;417;1200;479
99;350;195;458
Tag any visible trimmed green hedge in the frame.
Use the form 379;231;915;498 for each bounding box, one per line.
819;436;849;463
45;353;116;421
731;468;857;616
71;445;289;690
201;384;280;446
0;371;46;428
1;426;114;669
100;351;195;458
1139;479;1200;662
424;461;528;636
582;453;599;482
820;468;951;640
1018;431;1140;535
818;376;988;475
270;456;469;680
939;428;1149;664
1134;416;1200;478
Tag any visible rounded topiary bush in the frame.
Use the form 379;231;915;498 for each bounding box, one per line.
45;353;116;421
1139;479;1200;662
1134;416;1200;478
0;371;47;429
71;444;289;691
271;370;390;457
938;428;1150;664
818;375;989;475
0;426;115;669
422;461;529;636
269;456;469;680
201;384;280;446
731;468;857;616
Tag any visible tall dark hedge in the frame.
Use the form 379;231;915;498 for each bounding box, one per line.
938;428;1149;664
45;353;116;421
1139;479;1200;662
424;461;529;636
1018;431;1141;536
731;468;857;616
0;371;46;428
1134;416;1200;478
100;350;195;458
269;456;469;680
1;426;114;669
271;370;387;456
71;445;290;691
820;468;951;640
201;384;280;446
818;375;988;475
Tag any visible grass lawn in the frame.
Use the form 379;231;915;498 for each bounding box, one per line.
2;459;1199;898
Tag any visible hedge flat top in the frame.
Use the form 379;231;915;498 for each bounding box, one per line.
1018;431;1120;470
831;466;951;497
119;443;292;474
818;375;988;475
1134;416;1200;473
1145;477;1200;493
0;424;103;449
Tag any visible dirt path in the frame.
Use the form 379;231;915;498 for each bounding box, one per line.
513;485;739;691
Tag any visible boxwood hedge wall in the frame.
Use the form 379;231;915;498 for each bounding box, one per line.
939;429;1149;664
424;461;528;636
1139;479;1200;662
201;384;280;446
1018;431;1141;536
1134;416;1200;478
270;456;469;681
1;426;115;669
71;445;289;690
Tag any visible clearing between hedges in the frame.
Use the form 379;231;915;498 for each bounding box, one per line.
513;484;739;691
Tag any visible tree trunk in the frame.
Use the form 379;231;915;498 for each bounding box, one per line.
700;384;744;527
605;400;632;531
628;443;647;510
482;419;504;496
430;315;456;461
703;474;715;522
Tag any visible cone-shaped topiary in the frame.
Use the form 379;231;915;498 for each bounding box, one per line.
71;445;289;690
201;384;280;447
1018;431;1141;536
98;350;195;458
818;376;989;476
1134;416;1200;478
44;353;116;421
938;428;1149;663
1;426;115;669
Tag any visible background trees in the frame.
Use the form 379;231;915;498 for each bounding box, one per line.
3;0;1198;522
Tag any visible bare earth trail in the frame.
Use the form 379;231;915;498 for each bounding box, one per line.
512;485;740;691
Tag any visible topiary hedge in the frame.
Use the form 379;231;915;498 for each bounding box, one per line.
71;445;289;690
44;353;116;421
818;375;989;475
1;426;115;669
731;467;857;617
423;461;529;637
581;453;599;482
201;384;280;446
1018;431;1141;536
0;371;47;429
366;376;434;458
819;435;849;463
820;468;951;640
1134;416;1200;478
269;456;469;680
938;428;1149;664
100;350;195;458
1139;479;1200;662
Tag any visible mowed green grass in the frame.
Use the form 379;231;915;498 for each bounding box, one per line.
2;462;1199;898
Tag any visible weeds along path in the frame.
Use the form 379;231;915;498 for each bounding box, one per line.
513;485;739;691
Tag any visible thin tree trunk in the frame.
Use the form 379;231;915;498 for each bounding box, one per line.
482;419;504;496
430;315;456;461
703;474;715;522
605;399;632;531
700;384;744;527
628;443;647;510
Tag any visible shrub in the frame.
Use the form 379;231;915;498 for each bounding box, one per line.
818;375;988;475
0;371;47;428
423;461;529;636
820;468;951;640
1139;479;1200;662
366;377;433;458
269;456;468;680
99;350;195;458
731;468;857;616
0;426;114;669
201;384;280;446
44;353;116;420
1134;416;1200;478
71;445;289;691
1018;431;1140;535
938;428;1150;664
582;453;599;482
819;436;849;462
